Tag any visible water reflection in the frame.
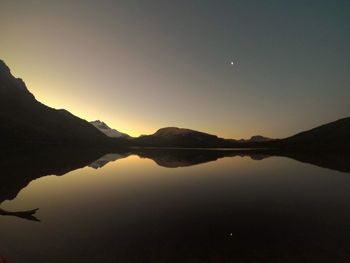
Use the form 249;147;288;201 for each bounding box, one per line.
1;147;350;262
1;147;350;205
91;148;350;173
0;146;106;203
89;153;130;169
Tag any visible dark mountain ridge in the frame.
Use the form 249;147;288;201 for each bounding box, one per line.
280;117;350;149
0;60;110;145
1;59;349;150
131;127;234;148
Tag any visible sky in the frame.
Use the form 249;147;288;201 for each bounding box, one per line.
1;0;349;138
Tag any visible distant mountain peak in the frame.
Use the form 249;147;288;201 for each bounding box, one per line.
238;135;272;143
249;135;271;142
155;127;194;136
90;120;110;130
90;120;129;138
153;127;216;138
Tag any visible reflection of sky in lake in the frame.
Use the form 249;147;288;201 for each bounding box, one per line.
1;154;350;262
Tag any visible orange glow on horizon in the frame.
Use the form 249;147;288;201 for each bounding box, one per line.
3;57;260;139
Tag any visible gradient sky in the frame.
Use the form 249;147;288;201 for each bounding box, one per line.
1;0;349;138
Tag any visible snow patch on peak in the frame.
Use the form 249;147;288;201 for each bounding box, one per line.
90;120;129;138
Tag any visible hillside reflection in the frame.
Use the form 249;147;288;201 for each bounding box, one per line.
93;148;350;173
0;147;106;204
2;147;350;261
1;147;349;206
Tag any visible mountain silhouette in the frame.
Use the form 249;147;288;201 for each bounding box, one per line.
0;60;109;146
128;118;350;149
278;117;350;149
131;127;234;148
1;59;349;150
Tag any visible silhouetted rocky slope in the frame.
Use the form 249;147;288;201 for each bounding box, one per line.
0;60;109;145
226;118;350;150
279;117;350;149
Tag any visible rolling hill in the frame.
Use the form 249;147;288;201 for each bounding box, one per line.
279;117;350;149
131;127;234;148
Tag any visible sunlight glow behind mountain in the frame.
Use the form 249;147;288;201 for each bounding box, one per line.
1;1;349;138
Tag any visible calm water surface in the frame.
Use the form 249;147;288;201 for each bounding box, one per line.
1;150;350;262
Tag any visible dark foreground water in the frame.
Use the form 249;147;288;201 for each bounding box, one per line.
1;148;350;262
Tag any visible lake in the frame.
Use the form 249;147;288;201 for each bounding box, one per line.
1;148;350;262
